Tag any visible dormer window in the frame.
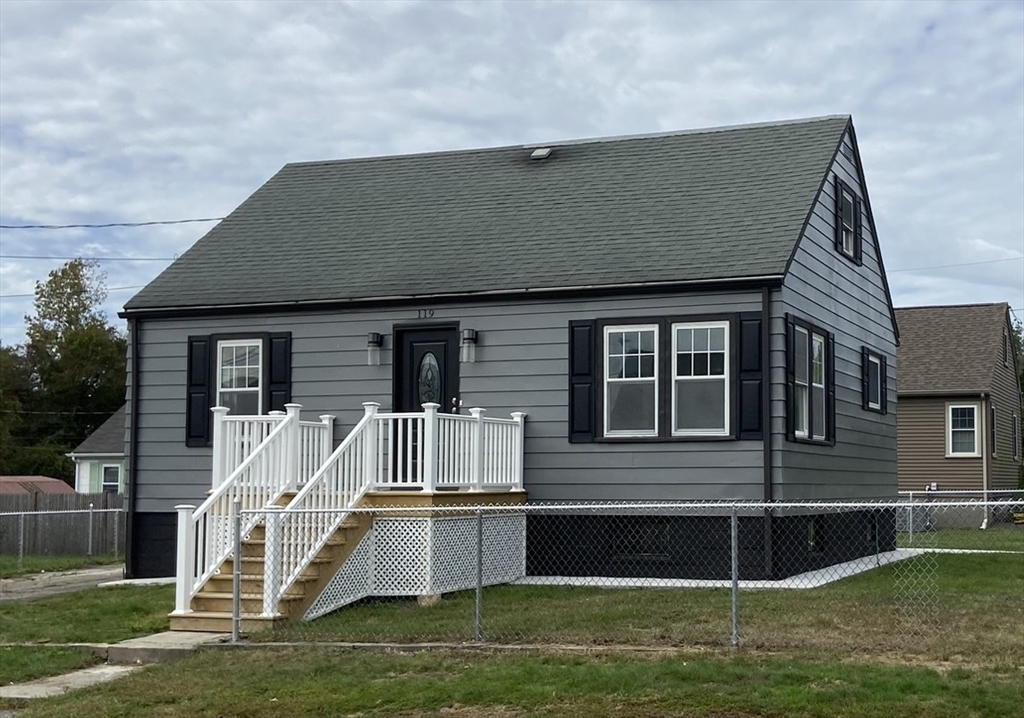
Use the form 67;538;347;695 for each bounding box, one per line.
834;177;862;265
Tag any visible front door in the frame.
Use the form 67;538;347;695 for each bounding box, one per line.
394;325;460;414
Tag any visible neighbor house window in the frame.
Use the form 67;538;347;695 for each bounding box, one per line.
101;464;121;494
604;325;658;436
1013;415;1020;460
672;321;729;436
217;339;262;415
789;317;832;443
947;404;979;456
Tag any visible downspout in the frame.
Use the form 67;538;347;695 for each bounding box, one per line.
761;286;773;578
125;317;141;578
980;393;989;530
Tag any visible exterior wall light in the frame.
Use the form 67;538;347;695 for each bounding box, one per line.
460;329;478;363
367;332;384;366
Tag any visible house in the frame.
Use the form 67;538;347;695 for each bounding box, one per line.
895;303;1022;496
67;404;127;494
118;115;899;629
0;475;76;495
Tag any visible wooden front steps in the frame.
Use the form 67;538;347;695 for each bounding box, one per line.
169;510;371;633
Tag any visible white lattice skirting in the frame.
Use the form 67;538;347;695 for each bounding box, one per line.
305;514;526;621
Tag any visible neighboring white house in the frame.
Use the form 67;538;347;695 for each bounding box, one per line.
68;405;127;494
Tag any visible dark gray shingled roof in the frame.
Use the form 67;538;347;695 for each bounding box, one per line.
71;405;126;455
124;116;851;312
895;304;1010;394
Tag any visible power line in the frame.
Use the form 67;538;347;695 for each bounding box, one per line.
0;285;145;299
0;217;223;230
0;254;174;261
888;256;1023;272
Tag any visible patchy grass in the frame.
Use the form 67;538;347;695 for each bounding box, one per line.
0;646;101;685
0;585;172;644
11;647;1024;717
0;555;123;579
264;554;1024;665
898;524;1024;552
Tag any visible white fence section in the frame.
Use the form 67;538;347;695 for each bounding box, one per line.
174;403;335;615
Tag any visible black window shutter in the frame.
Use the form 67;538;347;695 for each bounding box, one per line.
827;334;837;445
853;196;864;265
186;336;211;447
267;332;292;413
833;177;844;254
880;355;888;415
860;347;871;411
785;315;796;441
568;320;596;443
738;315;762;440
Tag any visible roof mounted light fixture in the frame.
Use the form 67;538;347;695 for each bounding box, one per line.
530;147;552;160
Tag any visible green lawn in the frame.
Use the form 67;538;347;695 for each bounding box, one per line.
0;646;102;686
0;555;123;579
9;647;1023;717
0;585;173;644
898;524;1024;552
264;553;1024;665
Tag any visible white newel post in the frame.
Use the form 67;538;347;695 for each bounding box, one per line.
511;412;527;491
285;404;302;491
469;408;486;491
422;403;439;492
262;505;284;617
319;414;336;468
362;403;380;488
210;407;229;490
173;504;197;614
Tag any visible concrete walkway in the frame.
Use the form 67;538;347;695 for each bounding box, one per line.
0;631;227;702
0;565;125;603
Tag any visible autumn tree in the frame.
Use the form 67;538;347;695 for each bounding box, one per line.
0;259;127;480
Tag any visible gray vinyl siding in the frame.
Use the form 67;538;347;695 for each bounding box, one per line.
772;131;898;501
128;290;765;513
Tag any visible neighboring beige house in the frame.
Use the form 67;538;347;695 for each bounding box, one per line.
895;303;1022;494
67;405;127;494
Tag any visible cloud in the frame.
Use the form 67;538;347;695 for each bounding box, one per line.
1;0;1022;343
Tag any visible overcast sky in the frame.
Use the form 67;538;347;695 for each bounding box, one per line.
1;0;1022;345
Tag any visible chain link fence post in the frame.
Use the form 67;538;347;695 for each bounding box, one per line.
730;506;740;648
113;507;120;557
232;498;242;644
475;508;484;643
18;512;25;570
87;503;94;557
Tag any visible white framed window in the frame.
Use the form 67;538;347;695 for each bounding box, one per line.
217;339;263;415
840;187;856;258
811;333;826;440
672;321;729;436
604;325;658;437
866;354;882;410
947;404;979;457
101;464;121;494
794;326;809;438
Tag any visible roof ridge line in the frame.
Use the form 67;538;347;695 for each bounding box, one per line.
895;302;1008;311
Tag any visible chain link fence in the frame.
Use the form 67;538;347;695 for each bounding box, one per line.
222;497;1024;662
0;507;126;569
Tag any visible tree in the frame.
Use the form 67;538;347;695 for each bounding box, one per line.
0;259;127;481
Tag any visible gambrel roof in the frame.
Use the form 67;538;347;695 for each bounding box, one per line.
125;116;853;313
895;303;1013;394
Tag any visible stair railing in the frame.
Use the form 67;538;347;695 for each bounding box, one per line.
262;402;379;615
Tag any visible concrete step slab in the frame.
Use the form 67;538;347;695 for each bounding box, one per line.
0;664;140;700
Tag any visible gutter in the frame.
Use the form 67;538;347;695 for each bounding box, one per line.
118;275;786;320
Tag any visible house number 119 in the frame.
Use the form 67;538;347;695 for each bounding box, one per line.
417;309;435;319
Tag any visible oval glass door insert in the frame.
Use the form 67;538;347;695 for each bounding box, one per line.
418;352;441;405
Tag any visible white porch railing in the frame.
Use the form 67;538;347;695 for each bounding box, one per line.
260;402;526;616
173;403;335;615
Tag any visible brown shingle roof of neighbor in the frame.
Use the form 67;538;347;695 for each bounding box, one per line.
894;303;1010;394
0;476;76;495
71;405;126;455
123;115;852;312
